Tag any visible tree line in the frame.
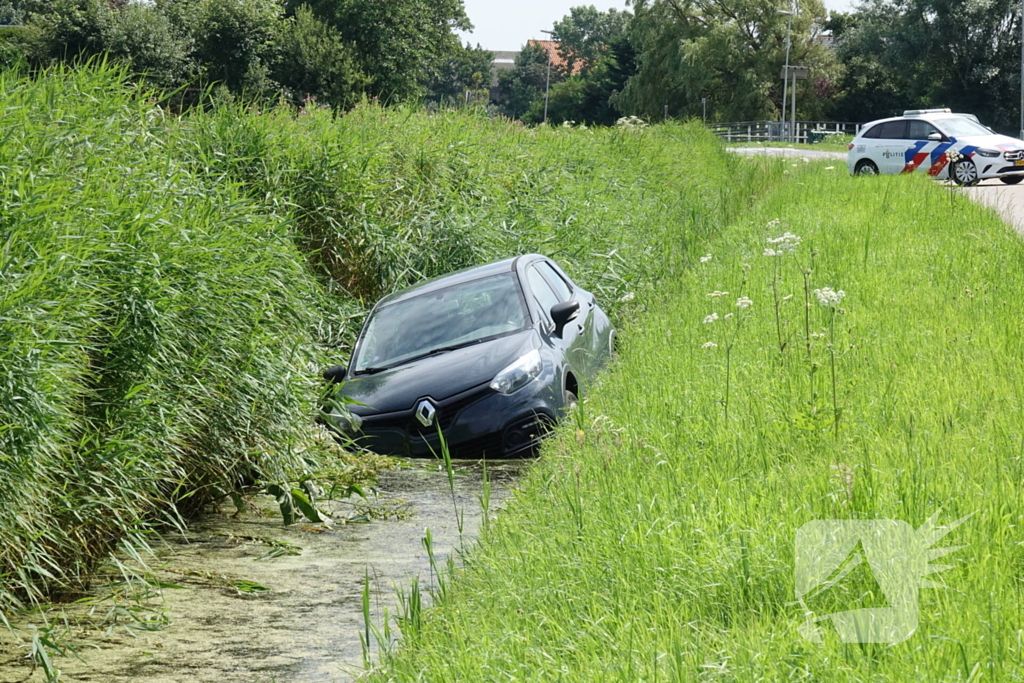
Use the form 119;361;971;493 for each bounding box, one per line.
0;0;1020;130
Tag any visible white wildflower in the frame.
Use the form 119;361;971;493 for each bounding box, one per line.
825;166;835;170
702;313;719;324
813;287;846;308
782;294;794;302
724;313;734;319
766;219;781;230
707;290;729;298
765;232;801;256
700;254;713;263
615;115;648;130
702;341;718;349
802;157;810;163
618;291;635;303
736;296;753;310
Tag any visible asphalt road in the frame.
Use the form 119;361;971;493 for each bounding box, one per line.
728;146;1024;236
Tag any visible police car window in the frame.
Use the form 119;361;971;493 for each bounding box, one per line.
527;267;560;320
878;121;907;139
907;120;941;140
537;262;572;301
861;125;882;139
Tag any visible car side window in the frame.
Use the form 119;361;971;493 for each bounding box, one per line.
861;125;881;139
537;262;572;301
878;121;907;139
907;120;941;140
527;267;561;321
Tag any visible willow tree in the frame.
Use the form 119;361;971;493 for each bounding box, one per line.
616;0;838;122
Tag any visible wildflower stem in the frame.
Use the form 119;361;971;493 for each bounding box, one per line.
803;270;814;404
772;258;784;353
829;308;839;438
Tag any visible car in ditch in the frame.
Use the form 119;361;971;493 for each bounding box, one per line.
321;255;615;458
847;109;1024;185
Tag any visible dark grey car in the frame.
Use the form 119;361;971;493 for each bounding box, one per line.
322;254;615;458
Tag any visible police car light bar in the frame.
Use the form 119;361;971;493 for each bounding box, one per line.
902;108;952;116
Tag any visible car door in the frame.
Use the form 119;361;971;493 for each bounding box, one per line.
525;263;585;381
905;120;946;175
876;120;910;174
535;260;594;379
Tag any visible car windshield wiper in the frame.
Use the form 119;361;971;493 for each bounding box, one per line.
357;338;490;375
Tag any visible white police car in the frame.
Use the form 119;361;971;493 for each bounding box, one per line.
848;109;1024;185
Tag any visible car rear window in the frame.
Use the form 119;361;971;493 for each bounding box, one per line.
878;121;908;139
860;124;882;139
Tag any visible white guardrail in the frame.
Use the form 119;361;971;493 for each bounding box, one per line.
707;121;862;144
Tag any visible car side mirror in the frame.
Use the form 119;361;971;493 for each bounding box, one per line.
927;132;943;142
322;365;347;384
550;301;580;338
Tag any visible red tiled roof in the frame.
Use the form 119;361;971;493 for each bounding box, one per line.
527;39;585;76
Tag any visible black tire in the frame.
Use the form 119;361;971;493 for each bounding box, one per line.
854;160;879;176
1000;175;1024;185
951;158;980;186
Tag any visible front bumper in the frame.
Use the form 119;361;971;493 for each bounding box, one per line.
336;378;562;458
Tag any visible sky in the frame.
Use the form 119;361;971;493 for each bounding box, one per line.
457;0;854;53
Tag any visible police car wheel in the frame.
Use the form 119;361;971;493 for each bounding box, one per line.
951;159;979;186
854;160;879;176
1000;175;1024;185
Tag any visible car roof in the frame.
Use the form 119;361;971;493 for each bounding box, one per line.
858;112;983;134
375;254;546;308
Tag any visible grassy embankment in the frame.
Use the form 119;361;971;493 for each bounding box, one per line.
371;166;1024;681
725;134;854;153
0;65;768;621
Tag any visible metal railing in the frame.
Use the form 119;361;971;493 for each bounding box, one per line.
707;120;862;144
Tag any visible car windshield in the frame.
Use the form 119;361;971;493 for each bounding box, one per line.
934;117;993;138
352;273;528;373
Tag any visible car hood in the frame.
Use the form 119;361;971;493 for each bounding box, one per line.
339;330;538;415
956;133;1024;151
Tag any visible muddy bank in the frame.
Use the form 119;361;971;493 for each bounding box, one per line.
0;459;521;683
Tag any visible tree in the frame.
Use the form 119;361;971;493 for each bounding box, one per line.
427;42;493;104
617;0;837;122
831;0;1022;131
188;0;284;95
496;42;559;122
545;34;637;125
99;1;191;88
274;5;366;109
289;0;471;101
552;5;631;75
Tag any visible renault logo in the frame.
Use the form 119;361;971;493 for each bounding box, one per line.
415;399;437;428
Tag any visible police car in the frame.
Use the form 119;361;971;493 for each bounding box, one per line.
847;109;1024;185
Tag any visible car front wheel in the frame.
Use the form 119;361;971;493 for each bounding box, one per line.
951;158;980;186
1000;175;1024;185
854;159;879;176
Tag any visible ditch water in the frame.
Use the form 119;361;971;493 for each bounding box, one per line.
0;459;522;683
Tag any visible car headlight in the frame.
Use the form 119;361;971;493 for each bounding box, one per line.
323;405;363;433
977;148;1000;157
490;349;542;394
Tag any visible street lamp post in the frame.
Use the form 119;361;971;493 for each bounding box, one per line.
780;5;794;142
540;29;554;124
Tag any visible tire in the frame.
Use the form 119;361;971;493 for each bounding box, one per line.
564;390;578;412
951;158;980;186
1000;175;1024;185
854;159;879;176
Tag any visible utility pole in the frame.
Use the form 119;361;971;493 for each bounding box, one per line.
780;3;794;142
540;29;554;124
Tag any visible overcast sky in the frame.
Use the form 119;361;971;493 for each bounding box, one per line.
457;0;855;53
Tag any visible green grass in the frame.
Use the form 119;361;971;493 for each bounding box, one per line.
370;168;1024;681
0;65;767;620
727;135;854;153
